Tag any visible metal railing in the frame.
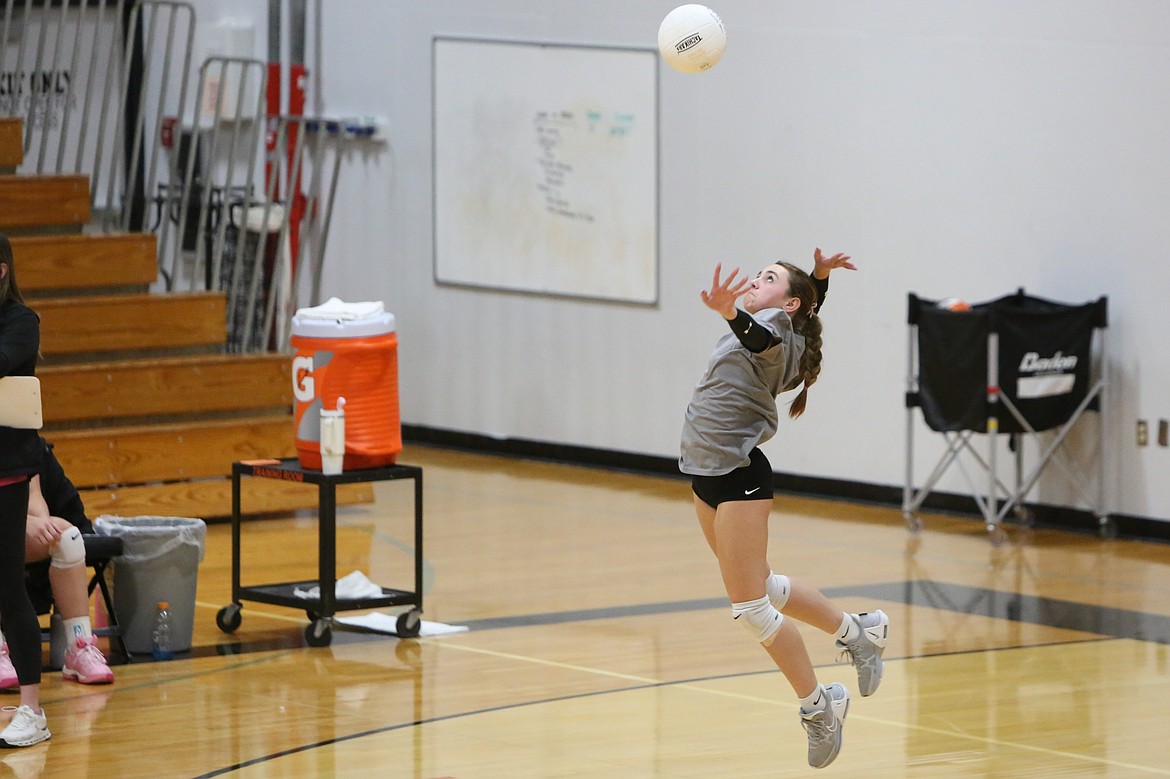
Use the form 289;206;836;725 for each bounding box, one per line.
0;0;194;230
2;0;349;354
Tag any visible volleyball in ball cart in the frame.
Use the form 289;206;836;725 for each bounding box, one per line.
936;297;972;312
658;5;726;74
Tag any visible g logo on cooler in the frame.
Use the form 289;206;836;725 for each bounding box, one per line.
292;355;315;403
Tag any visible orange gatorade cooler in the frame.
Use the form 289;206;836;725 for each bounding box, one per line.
290;302;401;470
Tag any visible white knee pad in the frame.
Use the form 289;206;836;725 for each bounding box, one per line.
50;526;85;569
732;595;784;645
766;572;791;610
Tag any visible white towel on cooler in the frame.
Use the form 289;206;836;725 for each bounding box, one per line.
294;297;384;321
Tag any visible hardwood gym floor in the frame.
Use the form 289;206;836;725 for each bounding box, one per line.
8;445;1169;778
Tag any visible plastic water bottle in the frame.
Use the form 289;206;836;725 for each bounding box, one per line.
152;601;174;661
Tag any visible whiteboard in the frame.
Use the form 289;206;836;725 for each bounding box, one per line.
433;38;658;304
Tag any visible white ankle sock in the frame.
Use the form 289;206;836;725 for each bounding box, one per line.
64;616;94;646
799;684;826;711
835;613;860;643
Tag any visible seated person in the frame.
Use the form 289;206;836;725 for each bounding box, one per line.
1;439;114;687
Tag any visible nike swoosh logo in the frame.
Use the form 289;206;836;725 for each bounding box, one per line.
744;487;761;495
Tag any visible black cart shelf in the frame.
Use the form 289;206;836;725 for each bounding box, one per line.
216;458;423;647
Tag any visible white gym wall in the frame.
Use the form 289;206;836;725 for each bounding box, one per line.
187;1;1170;523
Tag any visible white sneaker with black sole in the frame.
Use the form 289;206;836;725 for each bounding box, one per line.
0;706;50;748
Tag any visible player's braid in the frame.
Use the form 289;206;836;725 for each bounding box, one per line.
778;262;823;419
790;311;823;417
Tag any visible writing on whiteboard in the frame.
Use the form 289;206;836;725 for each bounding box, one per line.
534;108;638;222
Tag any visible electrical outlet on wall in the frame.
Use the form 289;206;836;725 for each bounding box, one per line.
1137;419;1149;446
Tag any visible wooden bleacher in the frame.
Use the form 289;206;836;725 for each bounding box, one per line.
0;118;24;172
2;119;372;519
0;173;90;229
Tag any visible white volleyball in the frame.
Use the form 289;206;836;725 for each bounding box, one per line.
658;5;726;74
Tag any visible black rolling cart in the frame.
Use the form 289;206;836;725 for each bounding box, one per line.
216;458;424;647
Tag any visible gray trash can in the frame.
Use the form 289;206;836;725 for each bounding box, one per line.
93;515;207;654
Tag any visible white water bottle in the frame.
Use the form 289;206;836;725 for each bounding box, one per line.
152;601;174;661
320;396;346;475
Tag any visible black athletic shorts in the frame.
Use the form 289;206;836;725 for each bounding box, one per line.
691;447;774;508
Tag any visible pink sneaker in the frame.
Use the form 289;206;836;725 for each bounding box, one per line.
62;636;115;685
0;643;18;691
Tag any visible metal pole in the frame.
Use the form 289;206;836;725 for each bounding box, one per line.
286;0;307;287
1097;325;1110;533
904;319;916;526
987;331;1000;536
264;0;281;199
34;0;70;172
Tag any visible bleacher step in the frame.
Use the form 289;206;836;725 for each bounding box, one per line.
0;174;89;230
40;353;292;424
17;233;158;293
48;415;298;490
37;291;226;356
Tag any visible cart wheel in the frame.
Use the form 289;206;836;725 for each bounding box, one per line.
216;604;242;634
1098;517;1117;539
988;525;1008;548
305;619;332;647
396;610;422;639
903;511;923;534
1013;505;1036;527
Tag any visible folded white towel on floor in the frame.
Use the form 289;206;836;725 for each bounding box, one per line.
335;612;469;637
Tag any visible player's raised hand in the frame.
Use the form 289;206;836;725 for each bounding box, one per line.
813;248;856;279
701;263;750;319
